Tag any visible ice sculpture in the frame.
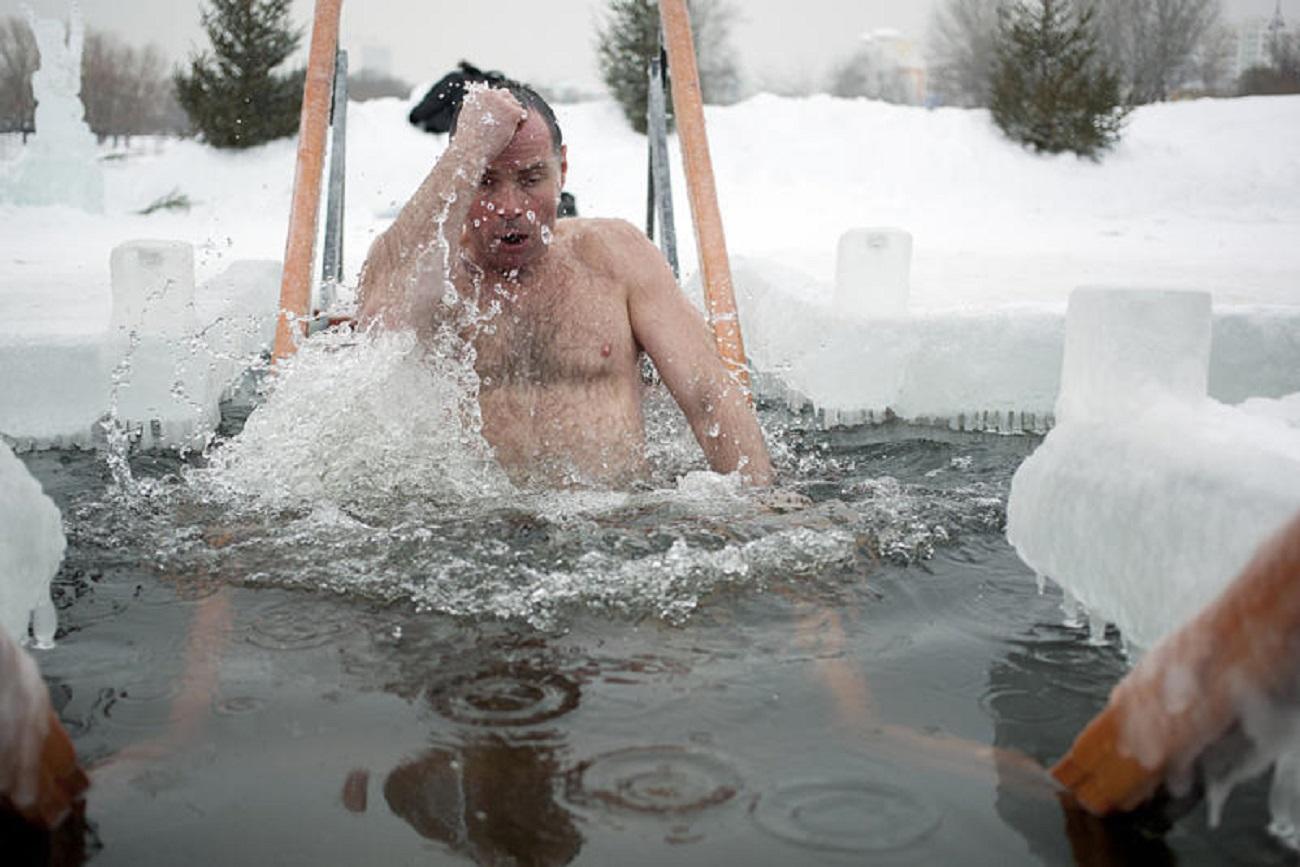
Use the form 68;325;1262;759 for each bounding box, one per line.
0;3;104;212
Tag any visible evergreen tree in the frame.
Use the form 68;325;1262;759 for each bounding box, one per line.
990;0;1128;158
597;0;668;134
595;0;741;134
174;0;304;148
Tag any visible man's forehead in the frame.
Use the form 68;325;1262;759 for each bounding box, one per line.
490;113;557;167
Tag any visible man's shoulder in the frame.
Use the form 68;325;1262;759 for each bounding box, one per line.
559;217;649;255
557;217;657;277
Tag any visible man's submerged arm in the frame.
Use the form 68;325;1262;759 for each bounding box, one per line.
356;89;525;334
622;224;775;486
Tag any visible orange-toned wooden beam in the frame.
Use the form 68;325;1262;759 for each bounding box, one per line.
0;630;88;829
658;0;751;394
1053;510;1300;815
272;0;344;362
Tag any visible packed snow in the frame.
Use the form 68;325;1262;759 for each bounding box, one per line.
3;93;1299;446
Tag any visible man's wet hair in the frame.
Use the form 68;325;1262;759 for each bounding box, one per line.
449;79;563;157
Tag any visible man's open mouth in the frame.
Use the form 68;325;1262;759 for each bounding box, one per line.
499;232;529;247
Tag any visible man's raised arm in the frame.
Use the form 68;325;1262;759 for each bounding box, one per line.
622;223;775;486
356;88;525;334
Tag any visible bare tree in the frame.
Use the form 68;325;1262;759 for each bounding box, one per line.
828;47;915;104
1089;0;1221;103
691;0;744;104
753;66;818;98
1240;29;1300;95
1189;21;1236;95
347;68;412;102
1272;29;1300;78
81;30;180;143
0;16;37;136
927;0;1004;107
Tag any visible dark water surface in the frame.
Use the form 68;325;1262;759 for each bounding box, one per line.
16;415;1294;866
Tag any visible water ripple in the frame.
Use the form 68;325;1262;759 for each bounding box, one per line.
244;601;353;650
750;779;941;853
565;746;742;815
428;664;580;727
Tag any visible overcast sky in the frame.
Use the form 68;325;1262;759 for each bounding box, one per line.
9;0;1298;92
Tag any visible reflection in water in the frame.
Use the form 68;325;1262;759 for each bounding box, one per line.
1;808;93;867
988;632;1179;864
345;640;588;865
39;426;1293;861
384;740;582;866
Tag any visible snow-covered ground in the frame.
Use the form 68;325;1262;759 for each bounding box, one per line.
4;93;1298;332
1;92;1297;440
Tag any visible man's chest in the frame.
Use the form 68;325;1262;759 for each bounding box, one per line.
466;279;636;390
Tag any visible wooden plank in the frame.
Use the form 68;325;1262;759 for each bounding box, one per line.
272;0;343;361
657;0;750;394
1053;510;1300;815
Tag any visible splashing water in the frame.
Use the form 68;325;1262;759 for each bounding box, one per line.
74;272;1027;629
196;326;507;512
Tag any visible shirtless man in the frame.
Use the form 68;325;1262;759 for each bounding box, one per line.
356;81;773;488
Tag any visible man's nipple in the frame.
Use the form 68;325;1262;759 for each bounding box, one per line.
600;342;612;358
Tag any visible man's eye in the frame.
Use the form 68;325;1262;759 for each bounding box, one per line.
479;176;496;189
521;174;542;187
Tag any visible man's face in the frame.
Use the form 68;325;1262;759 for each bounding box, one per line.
463;112;567;275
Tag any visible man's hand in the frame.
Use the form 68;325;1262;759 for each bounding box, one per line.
451;85;527;164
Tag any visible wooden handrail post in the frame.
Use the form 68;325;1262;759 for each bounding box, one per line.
272;0;343;362
657;0;751;394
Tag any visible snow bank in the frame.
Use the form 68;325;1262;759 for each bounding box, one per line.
0;440;65;645
2;93;1297;446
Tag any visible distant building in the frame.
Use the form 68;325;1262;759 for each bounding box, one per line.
1232;3;1289;80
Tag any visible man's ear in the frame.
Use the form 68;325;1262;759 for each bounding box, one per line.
559;145;568;189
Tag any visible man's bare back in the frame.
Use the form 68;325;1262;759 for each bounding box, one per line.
356;82;773;488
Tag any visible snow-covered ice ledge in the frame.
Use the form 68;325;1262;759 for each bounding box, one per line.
0;440;65;646
0;241;280;452
1006;287;1300;648
729;258;1300;430
1005;287;1300;838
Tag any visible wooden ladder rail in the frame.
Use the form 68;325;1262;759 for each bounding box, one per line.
657;0;751;395
271;0;344;362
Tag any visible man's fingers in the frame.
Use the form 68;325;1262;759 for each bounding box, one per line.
462;83;526;125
